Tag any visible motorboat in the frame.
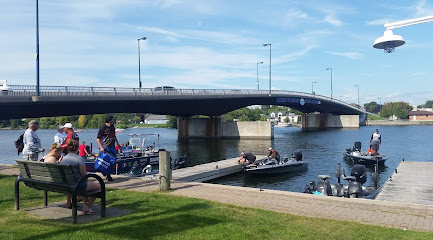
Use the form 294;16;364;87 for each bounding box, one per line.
86;133;187;174
115;128;125;133
244;151;308;175
304;163;380;198
343;141;387;165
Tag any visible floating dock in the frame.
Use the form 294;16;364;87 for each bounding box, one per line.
375;161;433;205
172;155;267;182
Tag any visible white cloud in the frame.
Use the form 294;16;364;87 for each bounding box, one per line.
325;51;363;59
324;15;343;27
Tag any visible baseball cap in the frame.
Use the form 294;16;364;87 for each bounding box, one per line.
63;123;73;129
241;152;245;155
269;147;272;151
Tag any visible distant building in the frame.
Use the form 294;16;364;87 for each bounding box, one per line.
408;110;433;121
268;111;300;124
145;115;169;124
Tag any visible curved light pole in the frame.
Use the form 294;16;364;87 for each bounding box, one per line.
36;0;40;96
263;43;271;96
138;37;147;89
355;85;360;107
326;68;333;100
311;81;317;94
256;62;263;90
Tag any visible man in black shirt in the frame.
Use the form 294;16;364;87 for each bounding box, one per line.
238;152;256;164
96;115;121;181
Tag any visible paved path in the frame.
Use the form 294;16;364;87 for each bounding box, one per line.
2;163;433;232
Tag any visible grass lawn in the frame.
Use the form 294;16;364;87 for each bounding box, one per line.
1;175;432;240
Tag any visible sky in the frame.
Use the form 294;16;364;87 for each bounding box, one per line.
1;0;433;106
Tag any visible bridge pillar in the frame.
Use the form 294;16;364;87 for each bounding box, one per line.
301;113;359;129
178;117;273;139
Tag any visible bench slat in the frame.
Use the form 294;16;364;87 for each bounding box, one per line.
16;160;76;184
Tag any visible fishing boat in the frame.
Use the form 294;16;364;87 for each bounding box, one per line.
85;133;187;174
243;152;308;175
343;141;388;165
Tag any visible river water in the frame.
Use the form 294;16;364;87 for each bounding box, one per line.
1;125;432;193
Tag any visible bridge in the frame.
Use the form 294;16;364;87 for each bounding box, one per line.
0;85;366;119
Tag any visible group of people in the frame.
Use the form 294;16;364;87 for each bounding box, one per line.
21;115;122;214
237;147;280;165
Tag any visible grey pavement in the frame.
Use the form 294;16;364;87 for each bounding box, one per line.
2;163;433;231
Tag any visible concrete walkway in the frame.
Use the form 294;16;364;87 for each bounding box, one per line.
2;164;433;232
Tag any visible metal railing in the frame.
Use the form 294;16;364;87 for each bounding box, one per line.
1;85;366;113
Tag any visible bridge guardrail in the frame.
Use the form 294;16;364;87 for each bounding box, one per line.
2;85;366;114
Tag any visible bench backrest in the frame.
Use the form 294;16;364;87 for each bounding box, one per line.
16;159;76;185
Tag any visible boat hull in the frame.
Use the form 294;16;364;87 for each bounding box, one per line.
343;152;387;164
245;161;308;175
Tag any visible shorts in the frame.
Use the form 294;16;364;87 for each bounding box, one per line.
77;181;88;192
23;153;39;161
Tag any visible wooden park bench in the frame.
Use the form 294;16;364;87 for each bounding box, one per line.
15;159;106;224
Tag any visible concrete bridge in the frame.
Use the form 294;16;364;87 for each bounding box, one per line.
0;85;368;138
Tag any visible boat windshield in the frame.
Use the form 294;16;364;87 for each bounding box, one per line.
128;134;160;154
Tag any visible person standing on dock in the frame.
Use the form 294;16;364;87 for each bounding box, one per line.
96;115;121;181
22;120;45;161
267;147;280;162
54;125;67;145
370;129;381;155
238;152;256;164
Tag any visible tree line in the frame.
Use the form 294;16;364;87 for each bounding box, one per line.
364;100;432;119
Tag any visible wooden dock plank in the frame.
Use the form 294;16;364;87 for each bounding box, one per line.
376;161;433;205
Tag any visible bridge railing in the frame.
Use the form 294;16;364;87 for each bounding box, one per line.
2;85;365;113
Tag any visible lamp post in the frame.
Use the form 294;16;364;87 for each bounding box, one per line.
263;43;271;96
355;85;360;107
138;37;147;89
326;68;333;100
256;62;263;90
311;81;317;94
36;0;40;96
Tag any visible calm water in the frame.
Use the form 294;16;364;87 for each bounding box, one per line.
1;125;432;193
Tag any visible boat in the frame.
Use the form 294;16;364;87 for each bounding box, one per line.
243;151;308;175
304;163;380;198
85;133;187;175
115;128;125;133
343;141;388;165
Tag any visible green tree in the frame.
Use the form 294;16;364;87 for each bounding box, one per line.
133;115;141;123
380;102;412;119
239;115;249;121
417;100;433;108
39;117;56;129
10;119;22;129
364;101;380;113
166;116;178;128
77;115;89;129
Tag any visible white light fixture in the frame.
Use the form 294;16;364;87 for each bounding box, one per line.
373;15;433;53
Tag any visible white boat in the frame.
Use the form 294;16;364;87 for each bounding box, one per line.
115;128;125;133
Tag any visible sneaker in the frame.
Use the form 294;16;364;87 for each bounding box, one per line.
106;176;114;181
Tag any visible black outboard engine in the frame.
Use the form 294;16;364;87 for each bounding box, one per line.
352;141;362;152
344;164;367;198
292;151;303;161
316;175;333;196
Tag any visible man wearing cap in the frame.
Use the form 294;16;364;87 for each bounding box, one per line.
267;147;280;162
23;120;45;161
62;123;79;151
370;129;381;155
96;115;121;181
238;152;256;164
54;125;67;144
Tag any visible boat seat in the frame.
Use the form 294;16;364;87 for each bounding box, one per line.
318;175;331;180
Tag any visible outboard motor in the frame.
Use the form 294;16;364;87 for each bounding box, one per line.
344;164;366;198
352;141;362;152
292;151;303;161
316;175;333;196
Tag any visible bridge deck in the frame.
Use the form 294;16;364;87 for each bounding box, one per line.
376;161;433;205
172;155;267;182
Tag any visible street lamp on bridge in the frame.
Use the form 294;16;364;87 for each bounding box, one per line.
256;62;263;90
263;43;271;96
138;37;147;89
355;85;360;107
311;81;317;94
36;0;40;96
326;68;333;100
